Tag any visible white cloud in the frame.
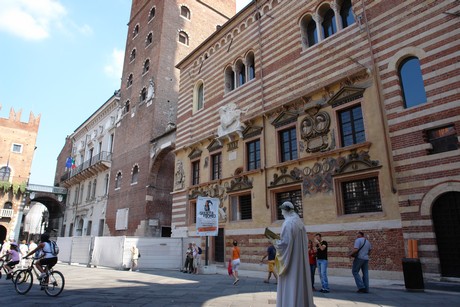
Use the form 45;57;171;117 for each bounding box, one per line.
104;48;125;81
0;0;67;40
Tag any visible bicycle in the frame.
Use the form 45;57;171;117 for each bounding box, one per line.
14;257;65;297
0;258;19;283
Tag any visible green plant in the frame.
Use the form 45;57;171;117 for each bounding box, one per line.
0;181;11;193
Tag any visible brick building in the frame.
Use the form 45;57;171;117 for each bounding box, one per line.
0;107;40;242
105;1;236;237
173;0;459;278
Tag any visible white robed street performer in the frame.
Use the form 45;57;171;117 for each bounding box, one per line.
274;201;313;307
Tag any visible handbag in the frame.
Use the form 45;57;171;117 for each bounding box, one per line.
350;239;366;258
227;259;233;276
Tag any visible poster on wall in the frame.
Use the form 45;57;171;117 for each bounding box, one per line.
196;196;219;236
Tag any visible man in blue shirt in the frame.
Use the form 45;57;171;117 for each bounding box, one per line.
260;241;277;283
349;231;372;293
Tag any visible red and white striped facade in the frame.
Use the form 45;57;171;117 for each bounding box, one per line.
173;0;459;277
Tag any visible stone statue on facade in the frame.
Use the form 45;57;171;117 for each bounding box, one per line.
147;78;155;101
217;102;245;138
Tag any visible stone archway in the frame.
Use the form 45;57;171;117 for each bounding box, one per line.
432;191;460;277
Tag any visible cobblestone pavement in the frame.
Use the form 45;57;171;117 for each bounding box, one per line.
0;263;458;306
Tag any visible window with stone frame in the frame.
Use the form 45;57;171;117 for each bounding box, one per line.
0;166;11;181
127;74;133;88
129;48;136;62
211;152;222;180
143;59;150;74
300;14;318;49
148;7;156;21
133;24;139;38
12;143;22;153
180;6;190;19
115;171;122;189
247;52;255;81
337;175;383;215
132;165;139;184
191;160;200;186
86;220;92;236
230;193;252;221
235;59;246;87
146;32;153;46
178;31;189;46
275;189;303;220
224;65;235;93
246;139;261;171
338;104;365;147
321;7;337;39
92;179;97;199
193;81;204;112
426;125;458;155
279;126;298;162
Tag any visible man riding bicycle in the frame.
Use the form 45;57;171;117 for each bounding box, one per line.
24;233;58;280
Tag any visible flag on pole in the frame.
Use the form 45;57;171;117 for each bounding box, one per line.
65;157;73;169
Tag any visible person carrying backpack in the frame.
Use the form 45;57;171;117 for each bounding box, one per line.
192;242;202;274
24;233;58;280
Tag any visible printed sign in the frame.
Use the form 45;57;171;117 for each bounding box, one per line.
196;197;219;236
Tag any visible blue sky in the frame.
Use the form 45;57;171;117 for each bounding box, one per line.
0;0;251;186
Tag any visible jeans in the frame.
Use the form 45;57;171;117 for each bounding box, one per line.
317;259;329;290
352;258;369;291
310;264;316;287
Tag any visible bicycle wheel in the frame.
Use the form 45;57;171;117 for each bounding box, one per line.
11;269;21;284
14;270;33;294
44;271;65;297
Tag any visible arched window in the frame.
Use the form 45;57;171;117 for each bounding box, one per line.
133;24;139;38
247;52;255;80
146;32;153;46
131;165;139;184
0;166;11;181
149;7;156;21
399;56;427;108
300;14;318;48
224;66;235;93
179;31;189;46
340;0;355;28
322;8;337;39
194;81;204;112
3;201;12;209
124;100;130;114
235;60;246;87
140;87;147;103
130;49;136;61
143;59;150;74
115;172;122;189
127;74;133;88
180;6;191;19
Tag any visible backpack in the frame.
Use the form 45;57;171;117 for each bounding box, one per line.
49;240;59;256
197;246;202;255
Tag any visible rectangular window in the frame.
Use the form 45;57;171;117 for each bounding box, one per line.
98;219;105;236
86;221;92;236
341;177;382;214
211;153;222;180
279;127;298;162
426;125;458;154
192;160;200;185
339;105;365;147
12;143;22;153
246;139;261;171
230;193;252;221
275;189;303;220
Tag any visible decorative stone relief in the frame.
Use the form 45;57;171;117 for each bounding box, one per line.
300;110;331;153
147;78;155;101
217;102;246;139
269;166;302;187
174;160;185;190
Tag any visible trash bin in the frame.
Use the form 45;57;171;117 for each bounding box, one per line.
402;258;424;291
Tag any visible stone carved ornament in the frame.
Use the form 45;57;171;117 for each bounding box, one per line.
300;110;331;153
217;102;247;138
175;160;185;190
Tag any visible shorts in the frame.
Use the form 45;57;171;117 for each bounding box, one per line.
7;260;19;267
268;260;275;273
38;257;58;269
232;258;240;272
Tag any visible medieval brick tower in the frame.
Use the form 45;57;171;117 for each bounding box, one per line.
106;0;236;236
0;107;40;242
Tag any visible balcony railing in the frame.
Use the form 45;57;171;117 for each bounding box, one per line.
0;208;13;218
60;151;112;182
27;184;67;194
